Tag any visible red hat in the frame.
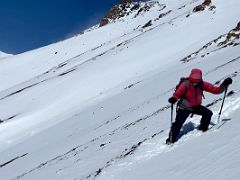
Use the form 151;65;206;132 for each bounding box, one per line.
189;69;202;83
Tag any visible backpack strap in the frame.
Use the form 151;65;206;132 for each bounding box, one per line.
179;79;190;99
176;80;190;112
184;80;190;95
201;80;205;99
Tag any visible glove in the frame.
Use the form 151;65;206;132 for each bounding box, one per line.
222;77;232;87
168;97;177;104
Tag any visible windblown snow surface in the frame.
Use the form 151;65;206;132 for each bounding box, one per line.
0;51;12;60
0;0;239;180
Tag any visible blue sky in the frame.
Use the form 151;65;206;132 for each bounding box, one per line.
0;0;119;54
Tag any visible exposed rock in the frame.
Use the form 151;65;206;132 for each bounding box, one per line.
100;1;163;27
218;21;240;46
181;21;240;63
159;10;172;19
137;4;151;15
100;18;109;27
100;0;133;27
227;33;240;39
131;3;140;11
203;0;211;6
193;4;205;12
193;0;212;12
95;168;102;177
142;20;152;28
120;0;132;4
209;5;216;11
233;21;240;31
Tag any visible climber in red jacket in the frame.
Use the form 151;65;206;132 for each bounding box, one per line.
166;69;232;144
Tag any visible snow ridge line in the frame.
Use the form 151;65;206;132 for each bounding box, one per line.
0;1;196;100
0;31;142;101
0;1;208;103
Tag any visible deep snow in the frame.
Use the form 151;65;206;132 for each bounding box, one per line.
0;0;239;180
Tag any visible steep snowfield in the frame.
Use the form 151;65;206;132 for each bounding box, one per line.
0;0;239;180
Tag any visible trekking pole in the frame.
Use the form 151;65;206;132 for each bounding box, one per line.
170;103;174;144
217;86;228;123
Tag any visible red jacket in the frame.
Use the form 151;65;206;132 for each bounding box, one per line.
173;69;224;108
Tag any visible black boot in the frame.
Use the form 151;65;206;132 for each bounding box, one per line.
198;125;208;132
166;138;171;145
166;137;176;145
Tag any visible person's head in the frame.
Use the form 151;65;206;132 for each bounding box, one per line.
189;69;202;83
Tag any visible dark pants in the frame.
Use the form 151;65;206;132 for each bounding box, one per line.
170;105;213;143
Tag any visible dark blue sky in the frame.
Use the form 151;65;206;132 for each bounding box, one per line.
0;0;119;54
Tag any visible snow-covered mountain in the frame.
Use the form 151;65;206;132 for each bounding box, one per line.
0;0;239;180
0;51;12;60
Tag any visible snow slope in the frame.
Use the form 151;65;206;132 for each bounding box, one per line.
0;0;239;180
0;51;12;60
